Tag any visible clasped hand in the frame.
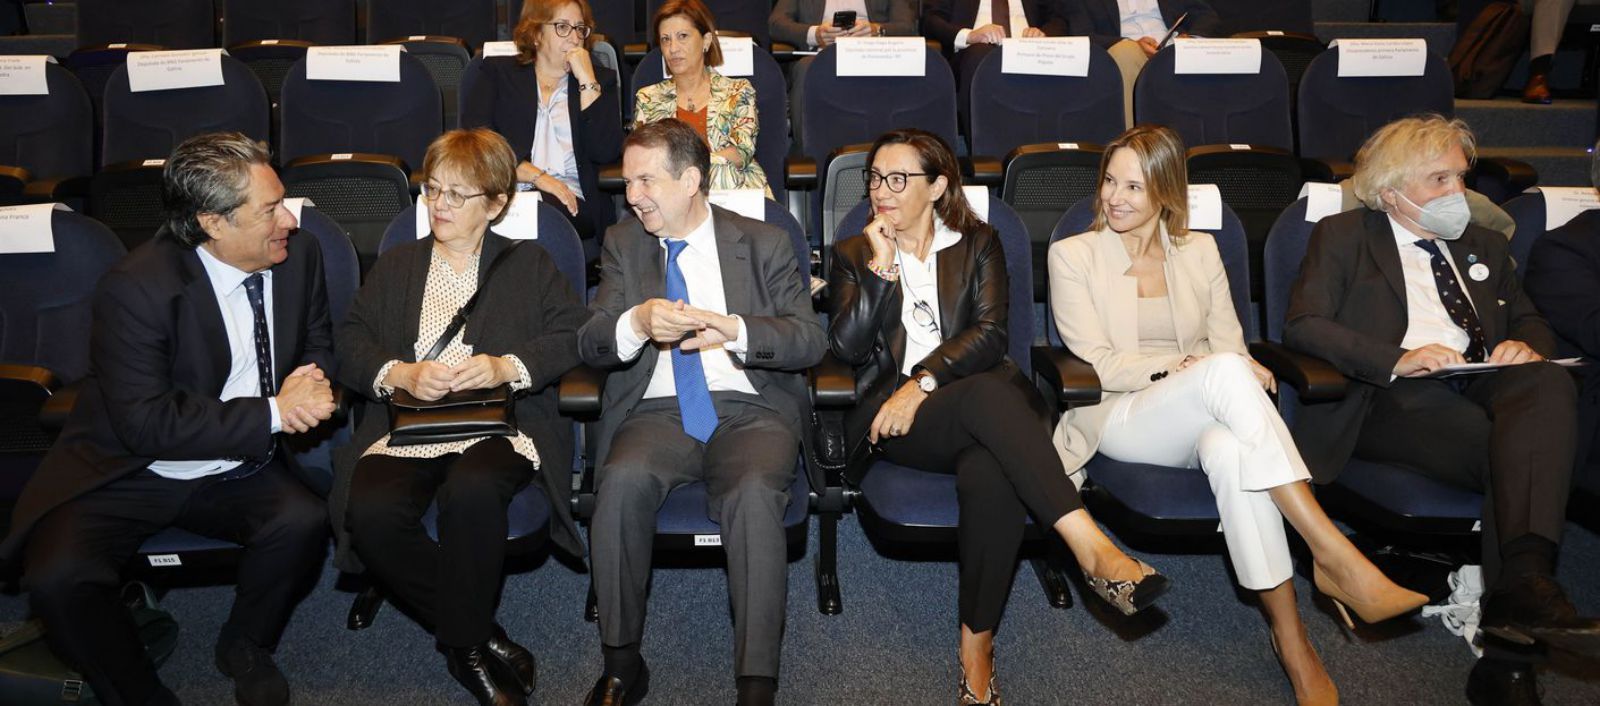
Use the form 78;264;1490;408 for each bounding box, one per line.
390;355;516;402
631;298;740;351
1393;341;1542;377
275;363;335;434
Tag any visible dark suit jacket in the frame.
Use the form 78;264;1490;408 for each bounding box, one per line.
460;59;623;237
1;229;334;566
329;233;589;569
1063;0;1223;48
768;0;919;47
1524;208;1600;479
924;0;1071;57
1282;208;1557;483
577;205;825;466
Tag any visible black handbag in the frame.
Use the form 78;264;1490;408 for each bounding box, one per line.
386;242;523;446
0;582;177;705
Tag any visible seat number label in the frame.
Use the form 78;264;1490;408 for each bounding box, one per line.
693;534;722;547
147;554;182;567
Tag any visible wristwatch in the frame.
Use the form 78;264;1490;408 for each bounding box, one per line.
914;371;937;393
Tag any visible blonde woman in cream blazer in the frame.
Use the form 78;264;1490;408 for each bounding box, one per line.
1048;125;1428;706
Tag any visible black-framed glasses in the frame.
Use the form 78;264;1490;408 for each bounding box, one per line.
421;183;488;208
864;169;932;193
911;300;941;336
544;21;593;38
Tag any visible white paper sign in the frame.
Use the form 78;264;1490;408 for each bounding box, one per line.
1333;38;1427;77
1297;182;1344;223
1000;37;1090;77
1188;184;1223;231
126;49;225;92
709;188;765;221
1538;186;1600;231
283;197;316;227
481;41;518;58
0;55;51;95
1173;38;1262;75
835;37;924;77
715;36;754;78
0;203;69;254
307;45;403;83
416;190;541;240
963;185;989;222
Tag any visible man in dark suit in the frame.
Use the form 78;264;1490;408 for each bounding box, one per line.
1059;0;1222;127
1284;116;1600;704
578;119;825;706
1;132;336;706
923;0;1072;132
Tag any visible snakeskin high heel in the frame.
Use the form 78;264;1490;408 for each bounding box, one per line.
958;673;1000;705
1082;559;1170;616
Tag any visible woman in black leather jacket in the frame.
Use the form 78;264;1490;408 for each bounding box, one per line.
827;128;1169;706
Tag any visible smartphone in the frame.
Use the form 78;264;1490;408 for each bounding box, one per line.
832;10;857;29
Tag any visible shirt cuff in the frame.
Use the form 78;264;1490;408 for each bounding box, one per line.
614;306;649;362
267;397;282;434
955;28;972;51
807;25;819;48
374;359;402;397
502;354;533;391
724;314;749;355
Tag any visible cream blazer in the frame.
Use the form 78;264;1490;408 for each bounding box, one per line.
1048;226;1249;485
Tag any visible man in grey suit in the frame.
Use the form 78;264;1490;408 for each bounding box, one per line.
578;118;826;706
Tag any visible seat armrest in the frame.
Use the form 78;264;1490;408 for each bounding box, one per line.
786;156;818;190
598;162;624;193
1474;156;1539;196
0;165;30;193
1299;157;1354;183
1248;341;1347;402
809;352;857;408
24;175;91;200
40;381;80;431
558;364;605;416
961;155;1002;187
770;42;797;59
623;43;648;63
1031;346;1101;405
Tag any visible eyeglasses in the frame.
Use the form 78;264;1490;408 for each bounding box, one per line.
911;300;941;336
421;184;487;208
863;170;932;193
544;21;593;38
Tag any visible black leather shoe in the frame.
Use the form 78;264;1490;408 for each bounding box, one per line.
215;636;289;706
445;644;526;706
585;661;650;706
1466;658;1541;706
486;624;536;695
1481;575;1600;657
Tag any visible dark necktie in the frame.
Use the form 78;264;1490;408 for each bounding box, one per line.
991;0;1012;34
221;273;276;479
664;240;718;443
1413;239;1486;363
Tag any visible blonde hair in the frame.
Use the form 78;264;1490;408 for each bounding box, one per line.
1351;114;1477;212
1090;125;1190;241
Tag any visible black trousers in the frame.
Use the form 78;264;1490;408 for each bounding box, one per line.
1353;361;1576;583
879;368;1084;633
345;437;533;648
23;459;327;706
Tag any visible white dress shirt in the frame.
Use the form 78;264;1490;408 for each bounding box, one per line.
897;220;963;375
614;209;757;398
1118;0;1169;40
806;0;871;47
147;246;282;480
1388;214;1474;356
530;78;583;199
955;0;1032;50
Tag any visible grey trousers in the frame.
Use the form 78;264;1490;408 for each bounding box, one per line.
1528;0;1600;59
589;394;798;679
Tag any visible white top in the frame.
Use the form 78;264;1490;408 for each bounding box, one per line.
897;219;964;375
1388;213;1474;356
1118;0;1169;40
614;209;757;398
955;0;1032;50
147;246;282;480
530;78;583;199
806;0;872;48
1136;296;1179;353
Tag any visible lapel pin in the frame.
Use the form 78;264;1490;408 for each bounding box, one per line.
1469;263;1490;281
1467;253;1477;264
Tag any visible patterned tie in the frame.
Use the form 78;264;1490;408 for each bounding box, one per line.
1413;239;1486;363
991;0;1013;34
222;273;276;479
664;240;718;443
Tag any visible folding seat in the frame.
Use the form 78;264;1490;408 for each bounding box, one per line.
100;53;269;166
366;0;498;51
382;37;474;129
221;0;357;46
76;0;215;50
0;61;92;205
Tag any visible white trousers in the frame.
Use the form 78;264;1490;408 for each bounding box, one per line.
1097;352;1312;590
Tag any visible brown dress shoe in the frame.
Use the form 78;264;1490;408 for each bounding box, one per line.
1522;74;1553;104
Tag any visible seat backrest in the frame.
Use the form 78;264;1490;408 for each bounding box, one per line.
379;201;589;298
366;0;498;50
1241;32;1325;101
1502;192;1547;276
0;63;93;181
1045;195;1255;345
820;147;871;256
222;0;357;45
295;204;361;324
88;163;168;251
1297;48;1454;161
388;39;472;129
836;198;1035;374
282;157;413;273
77;0;215;49
630;45;789;204
101;55;270;166
1134;43;1293;151
589;0;638;45
762;197;812;280
968;42;1123;158
644;0;771;47
1262;197;1317;343
227;42;312;109
0;210;127;382
1000;144;1106;303
278;51;443;170
800;45;959;168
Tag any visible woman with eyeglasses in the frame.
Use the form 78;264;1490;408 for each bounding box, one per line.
461;0;622;259
1049;125;1427;705
333;129;590;706
633;0;769;194
828;129;1170;706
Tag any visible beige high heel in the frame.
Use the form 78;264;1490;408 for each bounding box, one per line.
1313;564;1429;629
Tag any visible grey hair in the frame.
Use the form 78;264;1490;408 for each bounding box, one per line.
1351;114;1477;212
162;132;273;248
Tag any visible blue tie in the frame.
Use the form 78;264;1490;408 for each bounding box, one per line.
220;273;276;480
1413;240;1486;363
664;239;718;443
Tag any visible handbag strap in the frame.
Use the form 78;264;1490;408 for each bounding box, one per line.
421;240;525;362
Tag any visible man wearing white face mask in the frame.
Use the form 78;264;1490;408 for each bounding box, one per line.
1284;114;1600;704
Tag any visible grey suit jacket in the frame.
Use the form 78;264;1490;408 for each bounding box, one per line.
578;205;826;466
768;0;919;47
